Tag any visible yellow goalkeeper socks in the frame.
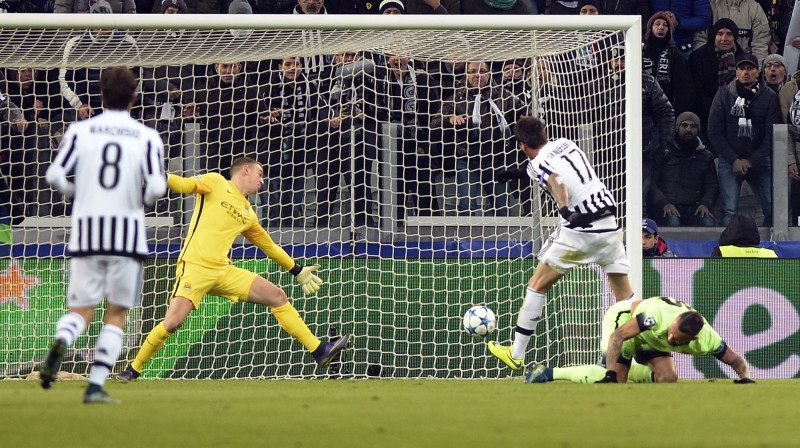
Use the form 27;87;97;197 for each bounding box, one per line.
553;365;607;383
628;363;655;383
131;322;173;372
272;302;321;352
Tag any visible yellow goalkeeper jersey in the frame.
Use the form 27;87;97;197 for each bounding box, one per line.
168;173;295;271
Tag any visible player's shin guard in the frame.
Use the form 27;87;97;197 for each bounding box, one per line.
628;363;655;383
511;287;546;360
131;322;173;372
55;312;87;347
88;324;123;387
553;365;607;383
272;302;321;352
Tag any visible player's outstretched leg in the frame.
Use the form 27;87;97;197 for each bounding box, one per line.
487;341;523;371
39;338;67;390
313;334;352;368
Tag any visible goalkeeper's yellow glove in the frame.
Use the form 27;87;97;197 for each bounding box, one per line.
293;264;323;295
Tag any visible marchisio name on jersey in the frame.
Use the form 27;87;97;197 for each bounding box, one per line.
89;125;141;138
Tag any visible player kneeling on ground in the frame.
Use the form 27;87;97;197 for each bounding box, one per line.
526;296;754;384
114;157;350;382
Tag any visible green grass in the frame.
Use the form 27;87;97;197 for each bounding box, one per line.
1;379;797;448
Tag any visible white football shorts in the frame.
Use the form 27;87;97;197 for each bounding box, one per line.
538;216;630;275
67;256;144;308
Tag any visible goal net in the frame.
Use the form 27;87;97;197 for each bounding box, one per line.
0;14;641;379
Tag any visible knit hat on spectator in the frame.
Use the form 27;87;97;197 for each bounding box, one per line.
504;58;527;69
644;11;677;40
762;53;787;70
90;0;113;14
675;111;701;134
578;0;602;13
710;18;739;43
161;0;188;13
642;218;658;235
379;0;404;13
228;0;252;14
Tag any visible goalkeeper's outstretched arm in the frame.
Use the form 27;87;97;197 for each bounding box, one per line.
242;226;324;295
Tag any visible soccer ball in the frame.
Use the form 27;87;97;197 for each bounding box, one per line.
463;305;496;339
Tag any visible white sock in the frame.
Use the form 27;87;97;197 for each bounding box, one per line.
88;324;124;387
511;287;546;360
55;312;87;347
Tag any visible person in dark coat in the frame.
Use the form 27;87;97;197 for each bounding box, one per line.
649;111;718;227
707;53;780;226
643;11;695;115
688;18;756;152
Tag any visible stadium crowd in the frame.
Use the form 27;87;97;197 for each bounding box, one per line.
0;0;799;228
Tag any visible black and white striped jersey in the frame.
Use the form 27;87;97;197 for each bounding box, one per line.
46;110;167;259
526;138;616;215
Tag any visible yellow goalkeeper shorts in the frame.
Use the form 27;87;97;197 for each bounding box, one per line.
170;261;257;309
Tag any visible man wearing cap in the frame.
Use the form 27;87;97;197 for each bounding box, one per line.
643;11;694;115
649;111;718;227
642;218;676;257
689;18;756;150
708;52;780;226
761;54;789;93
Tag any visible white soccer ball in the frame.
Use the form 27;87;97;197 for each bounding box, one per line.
463;305;497;339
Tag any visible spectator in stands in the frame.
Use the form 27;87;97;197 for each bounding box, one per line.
183;61;260;177
602;0;649;23
315;51;378;227
643;11;695;115
650;0;711;58
778;68;800;225
13;0;55;12
547;0;578;14
434;60;523;216
649;111;718;227
606;46;675;218
360;52;442;220
462;0;529;14
761;53;789;93
3;68;60;217
710;213;777;256
160;0;187;13
291;0;335;84
258;57;320;226
499;58;527;103
58;2;140;122
642;218;676;257
708;53;780;226
578;0;600;14
54;0;135;13
689;18;755;152
379;0;403;13
694;0;770;63
401;0;459;14
0;84;35;222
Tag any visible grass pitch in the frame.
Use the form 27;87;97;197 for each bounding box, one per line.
1;379;797;448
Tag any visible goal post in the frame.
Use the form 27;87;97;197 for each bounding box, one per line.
0;14;642;379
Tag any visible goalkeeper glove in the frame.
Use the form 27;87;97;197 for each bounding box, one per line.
293;264;323;295
733;378;755;384
558;206;594;228
595;370;618;383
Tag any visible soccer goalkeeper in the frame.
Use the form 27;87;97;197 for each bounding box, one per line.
115;157;349;381
525;296;753;384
